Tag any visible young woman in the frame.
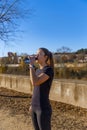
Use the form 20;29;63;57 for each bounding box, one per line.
29;47;54;130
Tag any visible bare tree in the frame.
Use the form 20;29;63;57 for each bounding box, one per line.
0;0;29;42
57;46;72;53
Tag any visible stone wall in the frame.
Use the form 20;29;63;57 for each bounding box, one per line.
0;74;87;108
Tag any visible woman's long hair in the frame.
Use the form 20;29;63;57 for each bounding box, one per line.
39;47;54;70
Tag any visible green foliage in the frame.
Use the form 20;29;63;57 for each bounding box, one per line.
0;63;87;80
54;65;87;80
0;64;30;75
76;48;87;54
54;66;70;79
0;65;7;73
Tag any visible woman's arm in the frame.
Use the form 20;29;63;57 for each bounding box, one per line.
29;65;49;86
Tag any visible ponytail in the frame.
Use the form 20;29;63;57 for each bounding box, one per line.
47;51;54;70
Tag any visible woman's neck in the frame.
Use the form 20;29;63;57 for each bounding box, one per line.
39;63;48;69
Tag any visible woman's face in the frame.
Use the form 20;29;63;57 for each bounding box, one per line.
36;49;47;64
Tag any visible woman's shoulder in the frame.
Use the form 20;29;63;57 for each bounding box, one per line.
43;66;54;76
44;65;53;71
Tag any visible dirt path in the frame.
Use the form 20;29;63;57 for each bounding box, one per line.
0;87;87;130
0;109;33;130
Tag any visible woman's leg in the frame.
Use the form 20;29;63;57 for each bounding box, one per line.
36;109;52;130
31;110;40;130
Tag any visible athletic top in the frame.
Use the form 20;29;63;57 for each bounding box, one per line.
31;66;54;110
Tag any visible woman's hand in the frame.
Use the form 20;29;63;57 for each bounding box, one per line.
29;55;36;65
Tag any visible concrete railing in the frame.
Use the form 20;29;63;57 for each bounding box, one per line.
0;74;87;109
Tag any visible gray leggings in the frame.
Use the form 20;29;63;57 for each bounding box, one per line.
31;109;52;130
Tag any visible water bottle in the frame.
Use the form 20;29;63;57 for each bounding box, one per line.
24;57;38;64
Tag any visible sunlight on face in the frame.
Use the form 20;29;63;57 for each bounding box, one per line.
36;49;46;63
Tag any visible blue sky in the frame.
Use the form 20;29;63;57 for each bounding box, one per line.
0;0;87;56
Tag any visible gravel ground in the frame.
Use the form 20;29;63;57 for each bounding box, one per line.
0;87;87;130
